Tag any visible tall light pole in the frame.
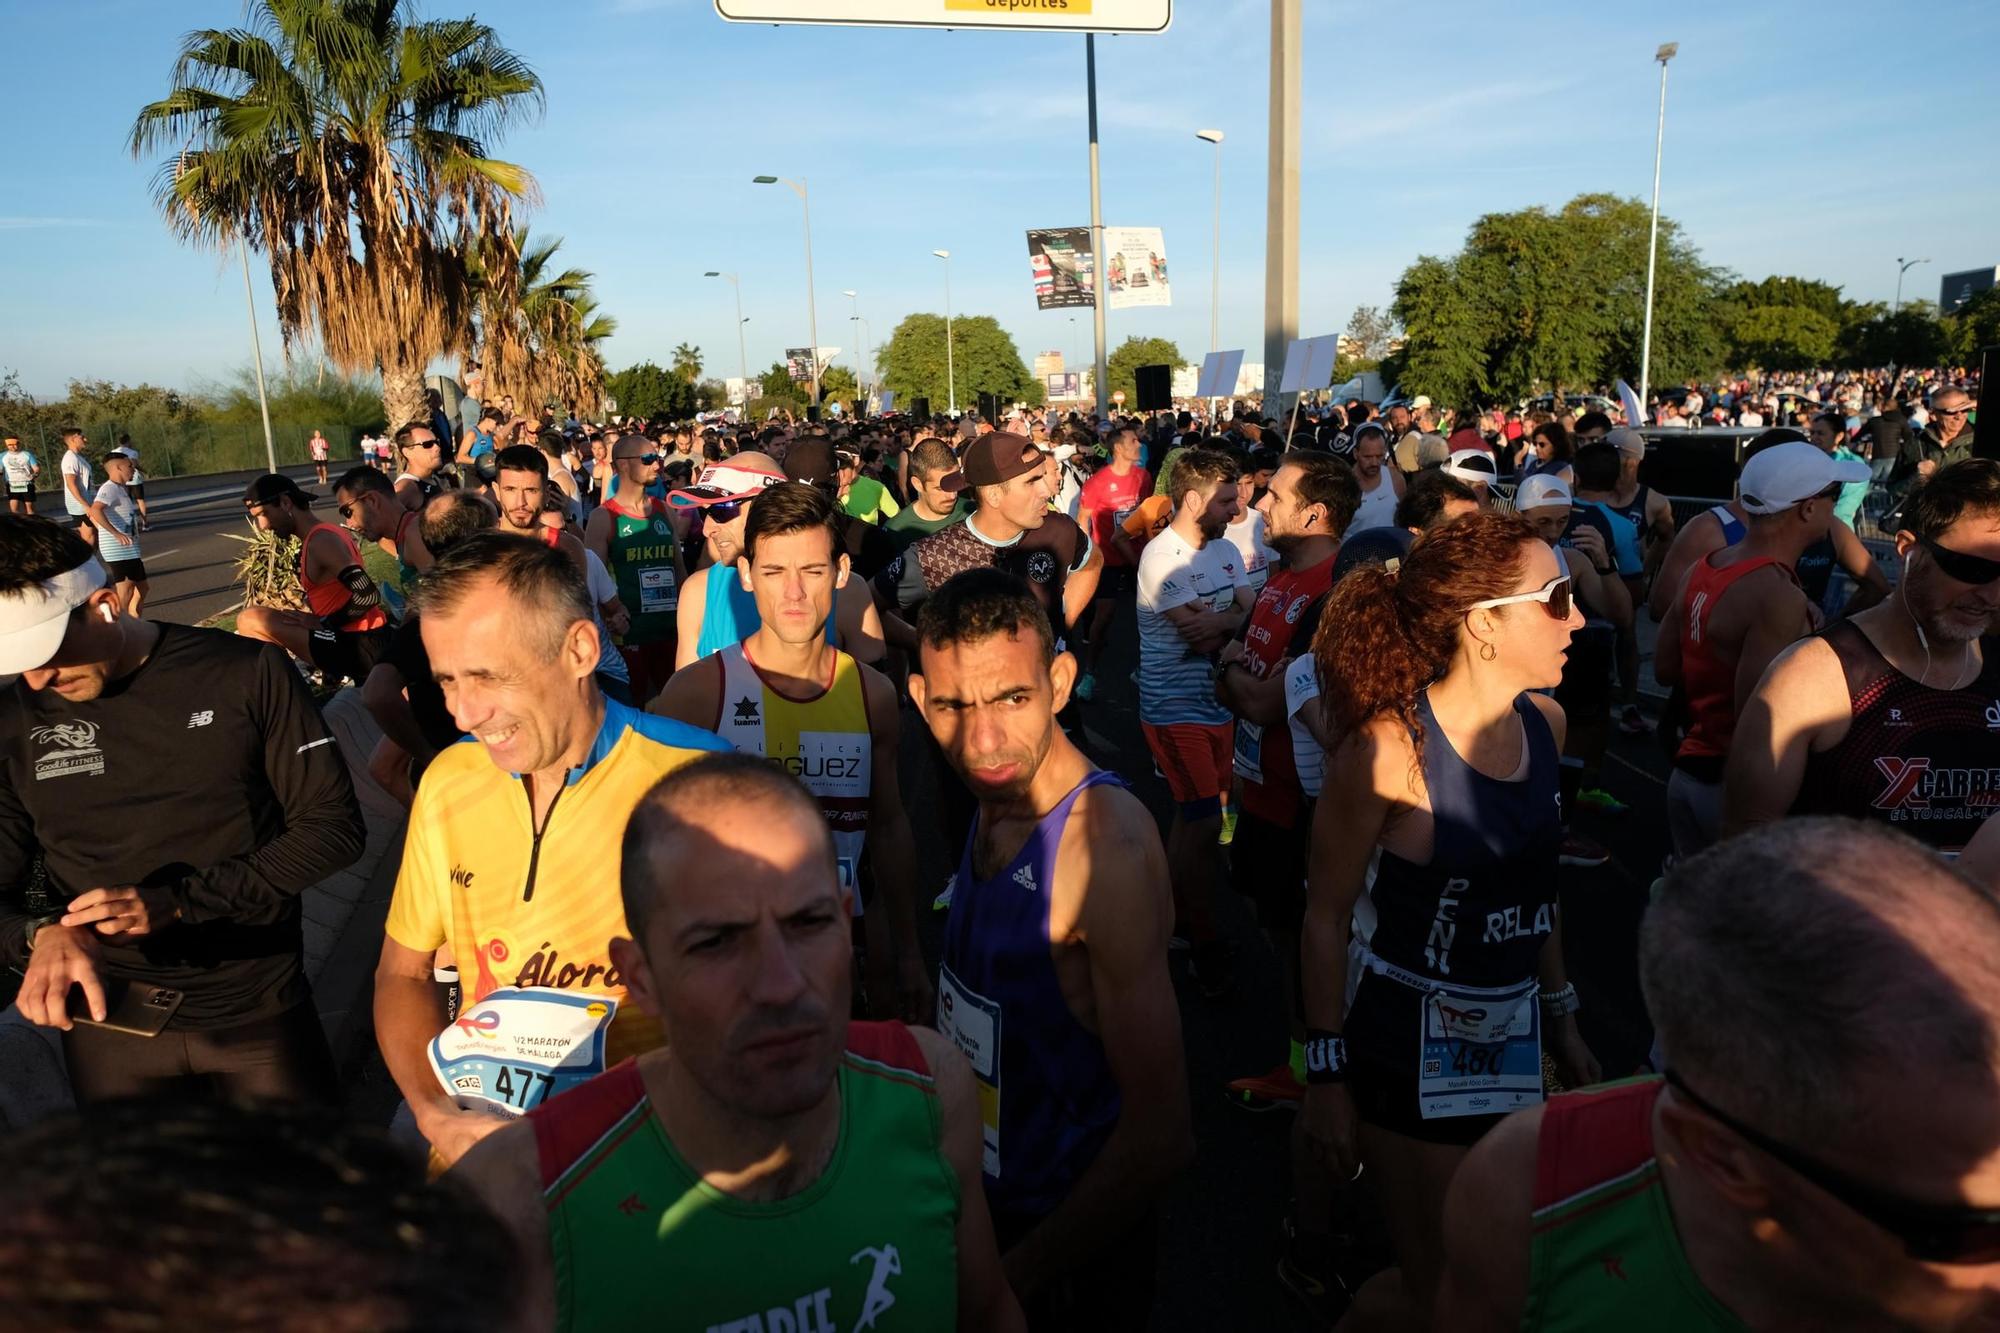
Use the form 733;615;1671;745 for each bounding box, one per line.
1086;34;1110;418
1196;129;1224;355
1636;41;1678;422
933;249;956;414
753;175;820;406
704;271;750;398
842;289;865;407
1895;257;1931;315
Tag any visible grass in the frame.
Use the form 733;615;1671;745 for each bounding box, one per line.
200;541;403;634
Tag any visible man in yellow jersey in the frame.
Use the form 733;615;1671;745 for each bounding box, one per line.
373;534;728;1167
651;481;930;1021
451;754;1023;1333
1436;819;2000;1332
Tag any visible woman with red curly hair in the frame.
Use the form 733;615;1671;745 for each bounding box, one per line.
1296;510;1600;1329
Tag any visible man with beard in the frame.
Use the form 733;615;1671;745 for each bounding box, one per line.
911;570;1190;1328
236;473;392;686
1727;458;2000;854
585;436;686;700
449;754;1022;1333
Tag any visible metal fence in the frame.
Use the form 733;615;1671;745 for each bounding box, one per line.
9;415;380;478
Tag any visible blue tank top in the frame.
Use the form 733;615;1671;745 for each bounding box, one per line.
1347;692;1562;1067
938;768;1126;1218
692;565;835;662
1714;503;1833;604
1574;499;1642;577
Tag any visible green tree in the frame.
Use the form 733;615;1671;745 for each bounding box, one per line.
1727;306;1839;372
606;361;695;422
1840;304;1948;369
474;228;615;418
131;0;543;430
1945;289;2000;366
878;314;1042;412
818;366;859;405
1343;305;1397;361
759;361;804;401
1104;336;1185;406
671;343;704;383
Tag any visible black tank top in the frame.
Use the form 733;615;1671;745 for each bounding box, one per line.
1794;621;2000;854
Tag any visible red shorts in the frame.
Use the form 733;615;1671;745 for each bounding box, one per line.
1142;721;1235;807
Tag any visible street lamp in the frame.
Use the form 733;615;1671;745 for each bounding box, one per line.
1196;129;1224;355
933;249;956;414
842;289;866;406
703;271;750;396
1895;257;1931;315
753;175;821;406
1637;40;1678;422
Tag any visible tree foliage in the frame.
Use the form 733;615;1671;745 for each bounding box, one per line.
474;228;614;419
1343;306;1398;361
605;361;696;422
1104;336;1186;405
879;314;1042;411
1945;289;2000;366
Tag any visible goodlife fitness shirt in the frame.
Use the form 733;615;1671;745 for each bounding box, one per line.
0;625;365;1027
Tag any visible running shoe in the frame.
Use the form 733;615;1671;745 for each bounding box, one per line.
1276;1214;1352;1326
1575;786;1629;816
1189;939;1236;999
1618;704;1652;735
1218;807;1238;846
1226;1063;1304;1112
1559;832;1611;868
1073;672;1096;701
931;874;957;912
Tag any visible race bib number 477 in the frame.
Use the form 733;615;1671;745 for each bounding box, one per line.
428;987;617;1115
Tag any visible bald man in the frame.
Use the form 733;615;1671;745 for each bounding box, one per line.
1438;818;2000;1331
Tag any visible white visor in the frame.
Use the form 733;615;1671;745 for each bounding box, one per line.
0;559;106;675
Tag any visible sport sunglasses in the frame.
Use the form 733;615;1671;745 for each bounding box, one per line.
1920;536;2000;586
1470;574;1572;621
1666;1070;2000;1264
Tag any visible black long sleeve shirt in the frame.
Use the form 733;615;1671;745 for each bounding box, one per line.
0;624;365;1027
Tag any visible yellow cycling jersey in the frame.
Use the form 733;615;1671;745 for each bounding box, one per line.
386;695;729;1065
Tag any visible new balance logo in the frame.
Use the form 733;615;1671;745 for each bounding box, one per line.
1013;864;1037;893
187;711;214;728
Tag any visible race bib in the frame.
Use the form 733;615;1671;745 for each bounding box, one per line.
1233;719;1265;785
428;986;618;1116
936;965;1002;1179
1417;978;1542;1120
638;565;678;615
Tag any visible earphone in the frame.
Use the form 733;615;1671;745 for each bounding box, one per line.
100;604;115;624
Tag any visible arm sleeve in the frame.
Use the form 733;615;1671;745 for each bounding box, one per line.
166;645;366;926
1136;543;1196;614
877;549;928;616
584;549;616;604
1067;521;1096;574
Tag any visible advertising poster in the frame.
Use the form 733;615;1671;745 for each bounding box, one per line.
1026;227;1096;310
1105;226;1170;310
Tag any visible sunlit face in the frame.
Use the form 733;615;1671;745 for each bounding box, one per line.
421;577;597;777
336;486;395;542
494;468;545;533
911;628;1071;803
1469;539;1582;689
740;525;845;648
1354;436;1387;480
1187;478;1240;543
1898;509;2000;645
982;460;1055;533
1256;461;1327;551
912;466;956;515
617;799;849;1121
1809;418;1843;453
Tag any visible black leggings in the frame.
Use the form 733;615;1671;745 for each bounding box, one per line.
61;1001;339;1106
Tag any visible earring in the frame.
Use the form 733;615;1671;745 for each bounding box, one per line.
1478;641;1497;662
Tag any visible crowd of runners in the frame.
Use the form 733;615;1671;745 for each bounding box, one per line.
2;372;1999;1332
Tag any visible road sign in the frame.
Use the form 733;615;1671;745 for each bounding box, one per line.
715;0;1170;34
1112;390;1127;406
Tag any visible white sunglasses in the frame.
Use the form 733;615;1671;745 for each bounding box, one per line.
1470;574;1573;621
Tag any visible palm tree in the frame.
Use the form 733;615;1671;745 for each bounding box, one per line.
671;342;704;383
474;227;615;417
131;0;544;432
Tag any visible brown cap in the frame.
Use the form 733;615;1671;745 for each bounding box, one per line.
942;432;1043;494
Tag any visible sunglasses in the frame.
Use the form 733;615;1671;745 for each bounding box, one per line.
632;452;661;465
1471;574;1573;621
336;499;363;520
1665;1070;2000;1264
1920;536;2000;585
705;500;746;524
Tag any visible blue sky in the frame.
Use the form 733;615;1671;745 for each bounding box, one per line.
3;0;1997;399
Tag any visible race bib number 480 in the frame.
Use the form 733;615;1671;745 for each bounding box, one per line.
1417;978;1542;1121
428;987;617;1116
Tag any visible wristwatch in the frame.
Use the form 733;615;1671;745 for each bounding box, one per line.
22;911;63;954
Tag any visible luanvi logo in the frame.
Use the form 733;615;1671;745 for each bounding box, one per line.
30;721;103;781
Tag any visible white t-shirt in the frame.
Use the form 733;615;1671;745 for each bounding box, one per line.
1136;526;1239;726
584;548;617;607
60;451;91;514
1;450;35;488
92;480;140;561
1284;655;1324;799
1223;509;1278;595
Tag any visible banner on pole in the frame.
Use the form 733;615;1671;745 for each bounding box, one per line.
785;347;840;383
1027;228;1096;310
1195;350;1244;399
1279;334;1341;395
1104;226;1170;310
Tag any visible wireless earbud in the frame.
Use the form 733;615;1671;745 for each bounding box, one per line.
100;604;115;624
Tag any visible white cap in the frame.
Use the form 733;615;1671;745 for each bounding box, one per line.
1410;395;1434;412
1516;474;1573;510
1737;441;1870;515
1443;449;1499;486
1605;427;1647;458
0;558;106;675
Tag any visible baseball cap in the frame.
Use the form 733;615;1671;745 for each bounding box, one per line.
784;440;839;488
243;474;315;509
1410;395;1434;412
1605;427;1647;459
1516;474;1573;510
1737;441;1869;515
667;452;785;509
942;432;1044;494
1443;449;1498;486
0;556;106;676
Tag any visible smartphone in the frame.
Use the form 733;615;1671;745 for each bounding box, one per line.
67;978;183;1037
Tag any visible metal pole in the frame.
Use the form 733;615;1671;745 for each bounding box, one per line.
944;258;956;414
732;278;748;389
1262;0;1300;414
1638;46;1675;421
1087;34;1109;420
239;235;276;473
1895;264;1905;317
799;182;821;407
847;292;862;404
1210;138;1222;354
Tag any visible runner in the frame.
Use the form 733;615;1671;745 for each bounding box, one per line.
0;515;364;1103
1;436;36;515
456;407;499;468
883;436;967;552
56;426;95;545
1395;471;1482;534
448;754;1022;1332
1300;511;1599;1330
372;534;729;1168
1136;448;1252;996
911;569;1192;1328
1436;818;2000;1332
390;419;447;511
1073;424;1152;701
837;446;900;524
113;435;148;528
649;482;929;1019
335;464;431;600
308;427;330;486
1346;425;1404;533
1728;457;2000;852
585;435;686;700
87;450;148;618
1655;442;1865;856
1604;427;1675;731
1221;455;1281;599
786;437;901;581
235;473;393;686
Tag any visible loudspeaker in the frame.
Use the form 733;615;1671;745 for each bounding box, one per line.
1135;364;1172;412
912;396;932;422
806;404;821;424
978;392;1000;424
1980;346;1999;463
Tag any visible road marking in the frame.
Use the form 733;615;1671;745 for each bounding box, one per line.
142;547;180;561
